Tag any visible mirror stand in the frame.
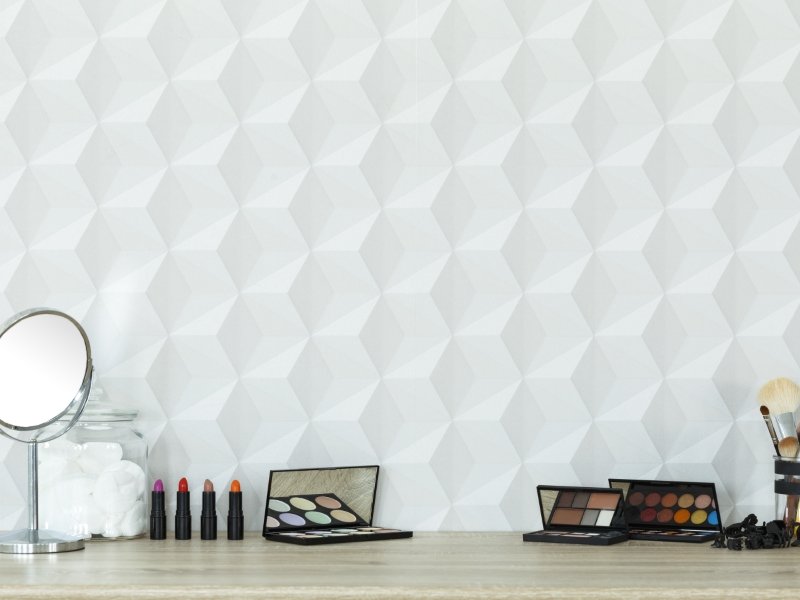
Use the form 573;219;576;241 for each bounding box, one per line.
0;308;94;554
0;442;84;553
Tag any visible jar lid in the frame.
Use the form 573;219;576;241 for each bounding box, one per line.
63;383;138;422
76;403;138;422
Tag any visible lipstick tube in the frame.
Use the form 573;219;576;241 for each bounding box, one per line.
175;477;191;540
201;479;217;540
150;479;166;540
227;480;243;540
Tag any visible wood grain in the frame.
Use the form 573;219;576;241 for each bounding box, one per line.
0;532;790;599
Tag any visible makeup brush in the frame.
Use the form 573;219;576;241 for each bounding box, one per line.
757;378;800;443
779;436;799;458
760;405;780;455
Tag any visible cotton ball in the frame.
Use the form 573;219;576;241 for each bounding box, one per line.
78;442;123;475
119;500;145;537
110;461;146;501
93;468;137;514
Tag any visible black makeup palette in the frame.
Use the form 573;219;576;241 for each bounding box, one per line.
609;479;722;542
523;485;628;546
262;466;412;545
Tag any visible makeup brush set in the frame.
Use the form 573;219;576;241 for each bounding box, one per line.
758;377;800;460
758;377;800;529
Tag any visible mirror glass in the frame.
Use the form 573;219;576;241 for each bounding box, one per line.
539;488;558;524
265;466;378;530
0;311;90;429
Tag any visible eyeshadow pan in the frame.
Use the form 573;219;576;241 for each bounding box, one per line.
657;508;673;523
628;491;645;505
640;508;656;523
691;509;707;525
694;494;712;509
306;511;332;525
269;499;291;512
660;493;678;507
315;496;342;509
678;493;694;508
571;492;590;508
551;508;583;526
580;509;599;526
674;509;690;524
587;493;619;510
280;512;305;526
644;492;660;507
595;510;614;527
290;497;316;511
557;491;576;508
708;511;719;526
266;516;280;528
330;509;357;523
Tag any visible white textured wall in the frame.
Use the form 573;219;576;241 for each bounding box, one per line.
0;0;796;531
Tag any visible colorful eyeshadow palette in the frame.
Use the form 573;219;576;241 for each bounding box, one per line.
609;479;722;543
262;466;413;545
523;485;628;546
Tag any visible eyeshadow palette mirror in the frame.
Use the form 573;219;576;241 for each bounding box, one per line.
262;465;413;545
608;478;722;542
523;485;628;546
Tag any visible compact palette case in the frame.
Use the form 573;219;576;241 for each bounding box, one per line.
262;465;413;545
608;478;722;542
523;485;628;546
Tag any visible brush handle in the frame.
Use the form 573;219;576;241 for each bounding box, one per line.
787;492;799;533
761;413;780;454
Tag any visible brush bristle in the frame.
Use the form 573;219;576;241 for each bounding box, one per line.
779;436;799;458
757;378;800;415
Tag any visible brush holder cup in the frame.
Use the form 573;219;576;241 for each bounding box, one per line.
774;456;800;529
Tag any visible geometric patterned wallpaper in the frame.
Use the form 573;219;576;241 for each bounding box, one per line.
0;0;797;531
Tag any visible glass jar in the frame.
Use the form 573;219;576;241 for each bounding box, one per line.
38;400;148;540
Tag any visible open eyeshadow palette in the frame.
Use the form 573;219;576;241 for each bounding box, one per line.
608;479;722;542
523;485;628;546
262;466;413;545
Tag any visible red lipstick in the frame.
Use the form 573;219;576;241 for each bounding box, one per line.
201;479;217;540
227;480;243;540
175;477;191;539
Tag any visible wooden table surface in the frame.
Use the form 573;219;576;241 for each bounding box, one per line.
0;532;796;599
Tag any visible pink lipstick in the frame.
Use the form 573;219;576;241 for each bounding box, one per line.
150;479;166;540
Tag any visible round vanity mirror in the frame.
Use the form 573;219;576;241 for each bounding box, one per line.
0;309;93;553
0;311;90;431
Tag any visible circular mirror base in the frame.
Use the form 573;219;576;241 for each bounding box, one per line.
0;529;85;553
